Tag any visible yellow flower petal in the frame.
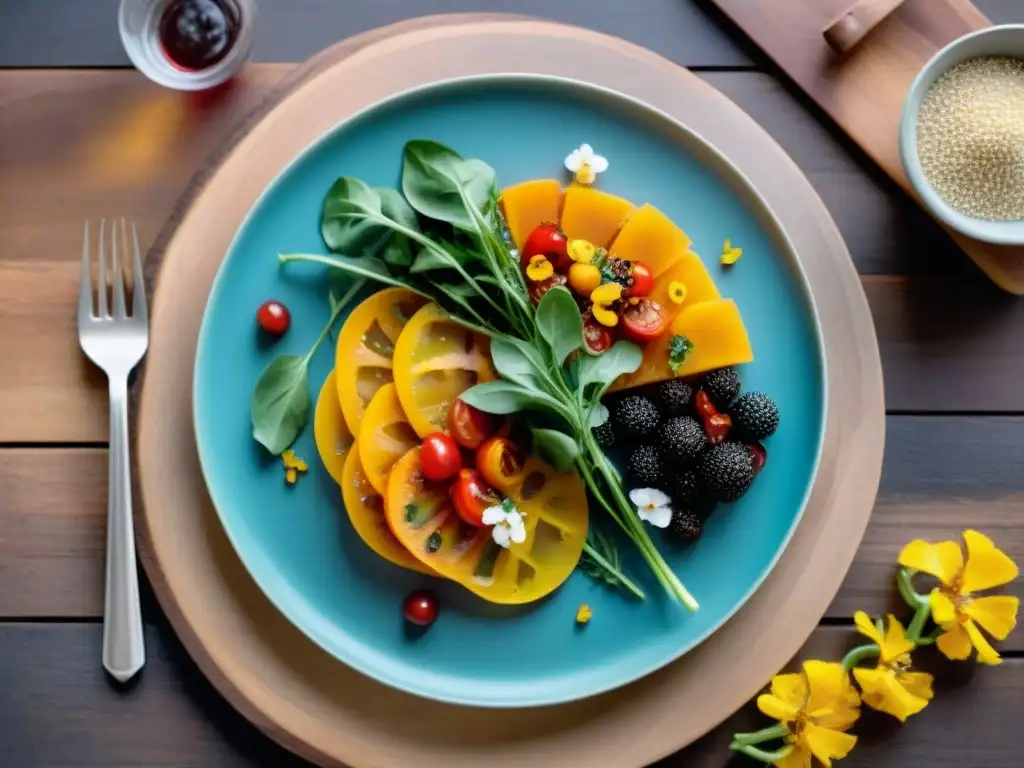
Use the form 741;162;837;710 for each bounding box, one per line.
592;304;619;327
879;614;916;663
758;693;800;723
803;661;858;725
285;468;297;485
930;590;957;627
964;595;1019;641
801;723;857;768
668;280;687;305
774;747;812;768
770;672;809;710
568;239;596;264
961;529;1019;593
964;619;1002;665
853;610;884;647
591;282;623;304
854;667;930;722
721;247;743;266
898;539;964;586
575;164;596;185
897;671;935;702
935;623;974;661
526;255;554;281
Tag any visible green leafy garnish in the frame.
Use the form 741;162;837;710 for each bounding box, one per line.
668;334;694;375
579;528;646;601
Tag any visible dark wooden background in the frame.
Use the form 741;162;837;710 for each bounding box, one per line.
1;1;1022;766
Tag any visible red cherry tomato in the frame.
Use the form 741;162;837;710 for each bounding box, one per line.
476;437;524;489
256;300;290;336
582;311;613;354
522;223;571;272
448;398;500;450
627;261;654;298
403;590;438;626
695;390;733;445
420;433;462;482
450;468;500;527
620;298;670;343
748;442;767;475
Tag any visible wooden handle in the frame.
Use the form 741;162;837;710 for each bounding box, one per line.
824;0;906;54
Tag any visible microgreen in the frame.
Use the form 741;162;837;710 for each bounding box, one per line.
668;334;694;374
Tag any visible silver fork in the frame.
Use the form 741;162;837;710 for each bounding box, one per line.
78;219;148;682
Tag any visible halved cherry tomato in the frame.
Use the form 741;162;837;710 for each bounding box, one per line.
627;261;654;298
450;468;500;527
476;437;524;489
695;389;732;445
620;297;670;343
522;223;570;272
421;433;462;482
582;311;613;354
449;398;500;450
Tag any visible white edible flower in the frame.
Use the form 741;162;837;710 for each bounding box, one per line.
564;143;608;185
629;487;673;529
482;498;527;548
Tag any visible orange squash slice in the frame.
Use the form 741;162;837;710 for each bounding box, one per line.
500;179;562;250
358;383;420;496
385;447;588;604
648;250;721;322
609;203;692;278
559;187;635;248
313;370;353;485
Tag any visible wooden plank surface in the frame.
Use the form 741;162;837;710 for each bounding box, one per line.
0;622;1017;767
4;68;1024;445
4;416;1020;636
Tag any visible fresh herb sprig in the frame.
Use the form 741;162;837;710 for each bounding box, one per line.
580;528;646;600
275;139;699;611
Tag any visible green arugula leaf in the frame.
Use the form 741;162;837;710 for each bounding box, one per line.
530;427;580;472
576;340;643;402
668;335;694;374
401;140;497;231
459;380;565;417
376;188;418;268
589;403;610;428
489;337;543;390
409;243;472;273
251;355;310;455
321;177;387;254
535;286;584;366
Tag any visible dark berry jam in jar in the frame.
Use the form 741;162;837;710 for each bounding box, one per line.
159;0;241;71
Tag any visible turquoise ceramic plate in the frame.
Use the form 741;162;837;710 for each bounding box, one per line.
194;76;825;708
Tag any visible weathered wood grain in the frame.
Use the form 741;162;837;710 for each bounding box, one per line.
4;415;1020;640
2;69;1022;442
0;621;1016;767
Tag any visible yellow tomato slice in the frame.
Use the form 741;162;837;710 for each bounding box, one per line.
334;288;428;436
313;370;353;485
392;303;496;438
340;443;434;575
386;447;588;605
358;382;420;496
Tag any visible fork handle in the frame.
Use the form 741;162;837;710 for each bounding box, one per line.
102;377;145;682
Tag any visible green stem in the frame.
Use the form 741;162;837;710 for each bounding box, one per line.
897;567;929;611
279;253;432;298
731;725;789;746
841;643;880;672
302;278;366;365
906;597;933;643
729;743;794;763
581;541;646;600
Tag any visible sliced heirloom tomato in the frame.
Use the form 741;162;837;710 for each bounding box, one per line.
392;303;496;438
340;443;434;575
386;447;588;605
334;288;428;435
358;383;420;495
313;370;354;485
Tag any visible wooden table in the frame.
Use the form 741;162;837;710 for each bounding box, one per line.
1;2;1022;766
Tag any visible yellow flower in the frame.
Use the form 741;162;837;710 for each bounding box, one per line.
721;238;743;265
568;238;596;264
590;282;624;327
757;660;860;768
851;612;933;721
526;254;554;281
898;530;1019;665
575;604;592;625
668;280;687;305
282;449;308;485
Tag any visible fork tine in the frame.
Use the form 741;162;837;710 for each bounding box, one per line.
97;218;108;317
130;221;147;322
112;218;127;319
79;220;94;322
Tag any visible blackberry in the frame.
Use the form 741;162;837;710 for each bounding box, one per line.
730;392;780;441
666;508;702;543
613;395;660;440
626;445;665;487
701;367;741;408
592;419;616;449
699;442;754;502
657;379;694;417
667;468;699;507
659;416;706;468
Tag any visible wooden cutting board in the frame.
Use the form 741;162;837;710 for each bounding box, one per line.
710;0;1024;293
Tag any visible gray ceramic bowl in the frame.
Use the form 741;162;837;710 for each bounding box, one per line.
899;24;1024;246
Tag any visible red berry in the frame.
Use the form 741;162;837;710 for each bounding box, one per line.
257;300;290;336
748;442;767;475
403;590;438;626
695;389;732;444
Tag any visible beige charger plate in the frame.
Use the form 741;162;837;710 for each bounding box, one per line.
135;15;885;768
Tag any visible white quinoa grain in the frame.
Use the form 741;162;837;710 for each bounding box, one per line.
917;56;1024;221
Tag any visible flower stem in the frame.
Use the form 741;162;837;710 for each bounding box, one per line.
581;541;647;601
906;596;933;643
303;278;366;366
731;724;789;746
841;643;880;672
729;742;794;763
897;567;929;610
